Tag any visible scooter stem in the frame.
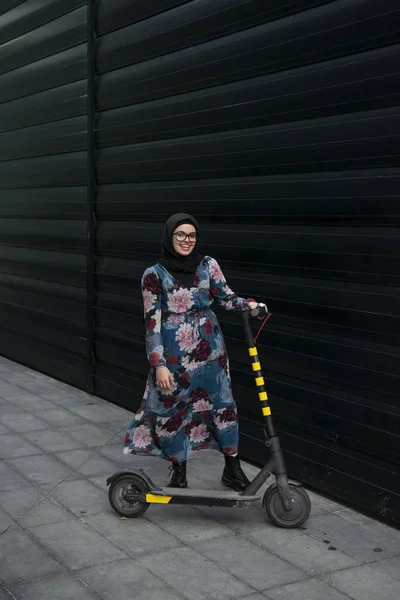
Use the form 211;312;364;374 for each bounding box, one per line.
242;310;276;439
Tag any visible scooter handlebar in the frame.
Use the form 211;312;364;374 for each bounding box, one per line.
242;303;270;352
247;303;268;320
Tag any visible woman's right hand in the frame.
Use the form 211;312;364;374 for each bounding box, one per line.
156;366;175;392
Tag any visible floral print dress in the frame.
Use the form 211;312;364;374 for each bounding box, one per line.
124;256;251;463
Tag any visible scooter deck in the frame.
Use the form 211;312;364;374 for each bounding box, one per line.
146;487;261;505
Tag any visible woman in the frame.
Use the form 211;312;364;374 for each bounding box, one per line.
124;213;265;491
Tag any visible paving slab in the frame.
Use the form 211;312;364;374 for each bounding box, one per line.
323;564;400;600
248;524;359;575
13;381;63;397
45;393;96;408
264;578;351;600
0;486;42;520
34;407;88;427
53;448;97;469
197;504;268;533
0;586;13;600
336;506;400;537
0;461;31;492
66;403;131;424
9;395;56;412
100;418;130;434
28;519;126;570
8;454;73;487
88;475;110;493
78;558;189;600
303;512;400;562
0;404;26;415
0;433;43;459
0;506;13;534
137;545;253;600
49;479;109;518
0;411;49;432
24;428;86;453
85;512;182;556
60;423;115;447
0;423;10;434
370;556;400;581
146;504;233;544
193;535;306;591
54;451;120;478
0;382;29;399
17;497;76;528
40;389;95;401
8;572;99;600
0;524;65;585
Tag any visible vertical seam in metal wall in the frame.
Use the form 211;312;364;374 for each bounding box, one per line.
86;0;96;393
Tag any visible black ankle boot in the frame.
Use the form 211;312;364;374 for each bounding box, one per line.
221;455;250;492
167;461;188;488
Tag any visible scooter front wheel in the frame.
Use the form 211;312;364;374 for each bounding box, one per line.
108;474;150;518
263;483;311;528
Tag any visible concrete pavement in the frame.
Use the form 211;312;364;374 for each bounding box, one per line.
0;355;399;600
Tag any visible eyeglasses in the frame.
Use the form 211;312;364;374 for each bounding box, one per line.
173;231;197;242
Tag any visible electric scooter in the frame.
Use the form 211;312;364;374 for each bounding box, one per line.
106;305;311;528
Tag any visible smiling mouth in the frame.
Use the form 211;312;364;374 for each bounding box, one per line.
180;245;191;251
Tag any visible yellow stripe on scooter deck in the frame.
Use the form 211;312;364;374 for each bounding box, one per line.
252;362;261;371
249;347;258;356
262;406;272;416
146;494;172;503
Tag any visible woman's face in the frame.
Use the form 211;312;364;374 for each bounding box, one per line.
172;223;197;256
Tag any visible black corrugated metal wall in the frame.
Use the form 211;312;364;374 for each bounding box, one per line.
0;0;399;523
0;0;88;387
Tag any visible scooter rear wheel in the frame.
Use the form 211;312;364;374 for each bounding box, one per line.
263;483;311;528
109;474;150;518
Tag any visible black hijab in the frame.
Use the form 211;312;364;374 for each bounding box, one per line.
159;213;203;286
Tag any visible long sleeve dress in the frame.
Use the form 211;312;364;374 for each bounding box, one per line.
124;256;252;463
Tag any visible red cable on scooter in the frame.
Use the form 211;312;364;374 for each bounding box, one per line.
254;312;271;345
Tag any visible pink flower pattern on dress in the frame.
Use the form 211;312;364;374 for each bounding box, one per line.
175;323;197;352
167;288;193;313
193;399;212;412
189;423;207;443
181;354;205;372
209;258;224;283
132;425;152;448
142;290;156;314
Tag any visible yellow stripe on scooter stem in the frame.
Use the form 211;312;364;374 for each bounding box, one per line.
146;494;172;504
259;391;268;401
262;406;271;416
255;377;264;386
249;347;258;356
252;362;261;371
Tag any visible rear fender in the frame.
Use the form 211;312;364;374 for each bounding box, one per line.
106;469;161;491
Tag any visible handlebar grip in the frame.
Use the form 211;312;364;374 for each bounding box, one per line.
250;303;268;319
